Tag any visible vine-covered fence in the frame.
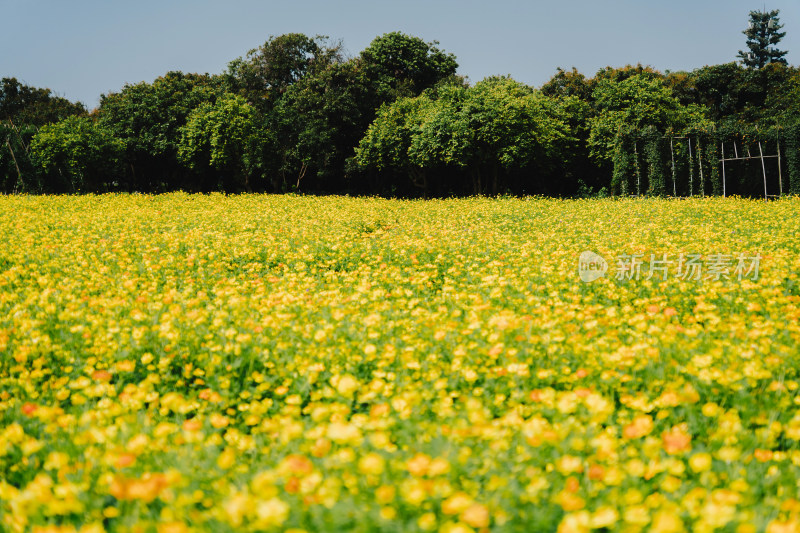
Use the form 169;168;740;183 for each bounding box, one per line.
612;122;800;198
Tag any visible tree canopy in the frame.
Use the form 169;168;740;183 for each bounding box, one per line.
3;20;799;198
588;74;710;162
30;116;123;193
1;77;86;126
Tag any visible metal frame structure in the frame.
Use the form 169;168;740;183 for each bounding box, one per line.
719;138;783;199
627;135;703;198
624;132;784;199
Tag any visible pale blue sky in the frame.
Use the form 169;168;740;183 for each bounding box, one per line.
2;0;798;109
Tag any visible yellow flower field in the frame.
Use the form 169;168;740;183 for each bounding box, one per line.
1;194;800;533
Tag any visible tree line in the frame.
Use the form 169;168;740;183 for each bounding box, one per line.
2;14;799;197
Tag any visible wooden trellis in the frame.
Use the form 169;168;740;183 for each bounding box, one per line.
622;134;708;198
720;138;782;199
615;128;789;199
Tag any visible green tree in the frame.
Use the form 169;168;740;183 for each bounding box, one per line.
689;63;761;121
249;32;460;193
0;121;38;193
360;32;458;105
738;10;788;69
357;77;573;196
1;78;87;193
541;68;600;194
97;71;225;191
687;62;798;123
588;75;709;163
30;116;123;193
272;61;370;191
226;34;343;112
541;67;594;101
178;94;271;192
355;93;439;194
448;77;571;195
593;64;663;85
1;77;86;126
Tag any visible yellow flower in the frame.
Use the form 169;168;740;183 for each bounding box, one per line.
428;457;451;476
650;510;685;533
442;492;473;515
417;512;437;531
460;503;490;528
375;485;395;504
358;452;385;476
716;446;742;462
326;422;361;444
439;522;475;533
689;452;712;473
623;505;650;526
589;506;619;529
335;374;360;397
209;413;229;428
254;497;289;528
400;478;426;506
557;511;590;533
157;523;188;533
406;453;431;477
216;448;236;469
555;455;584;475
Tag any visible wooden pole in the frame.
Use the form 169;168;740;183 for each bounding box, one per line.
670;137;677;196
687;137;694;197
8;119;29;154
697;137;705;196
777;136;783;196
5;138;23;193
722;142;727;197
759;141;768;200
634;141;641;196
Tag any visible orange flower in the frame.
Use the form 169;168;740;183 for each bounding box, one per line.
370;404;390;418
754;449;774;462
198;389;222;402
209;414;229;428
407;454;431;477
92;370;112;382
110;473;169;502
555;490;586;511
115;453;136;468
587;464;605;481
623;415;654;440
461;503;490;529
766;519;800;533
182;419;202;432
565;477;581;493
279;454;314;477
662;427;692;455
